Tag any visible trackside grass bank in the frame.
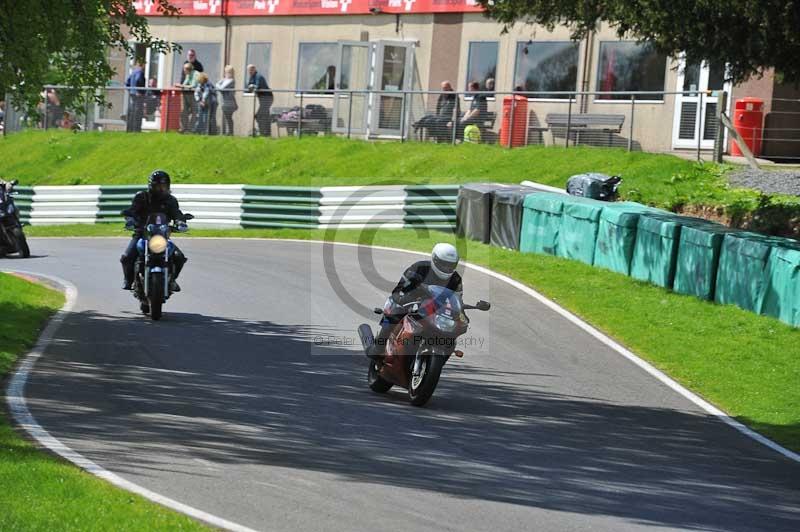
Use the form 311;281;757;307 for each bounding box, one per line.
25;226;800;454
0;273;208;531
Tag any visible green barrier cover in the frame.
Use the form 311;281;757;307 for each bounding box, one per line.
673;222;732;300
715;231;782;312
630;214;705;288
520;192;565;255
594;202;659;275
761;243;800;326
557;196;605;265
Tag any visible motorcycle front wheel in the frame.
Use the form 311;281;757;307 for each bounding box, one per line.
149;275;163;321
368;360;393;393
408;352;446;407
12;227;30;258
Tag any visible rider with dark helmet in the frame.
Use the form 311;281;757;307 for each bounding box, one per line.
120;170;188;292
367;243;462;360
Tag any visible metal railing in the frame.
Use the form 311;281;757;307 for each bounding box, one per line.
10;85;796;162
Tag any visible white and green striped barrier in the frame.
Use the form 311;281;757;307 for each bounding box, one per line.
15;184;458;230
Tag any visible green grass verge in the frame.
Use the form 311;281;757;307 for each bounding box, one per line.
26;225;800;453
5;129;796;215
0;273;208;531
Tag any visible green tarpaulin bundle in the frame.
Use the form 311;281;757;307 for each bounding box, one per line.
594;202;662;275
520;192;566;255
715;231;784;313
490;186;538;250
673;222;733;300
761;243;800;327
557;196;605;265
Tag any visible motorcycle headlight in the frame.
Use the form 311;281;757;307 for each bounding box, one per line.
148;235;168;254
435;314;457;332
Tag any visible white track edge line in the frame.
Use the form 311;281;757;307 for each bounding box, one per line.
2;270;259;532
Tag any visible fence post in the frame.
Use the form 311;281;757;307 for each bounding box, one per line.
565;97;573;148
451;92;458;145
628;94;635;151
508;95;516;148
251;91;257;137
714;91;728;163
298;91;304;137
43;93;49;130
697;90;704;162
347;90;353;139
400;91;407;143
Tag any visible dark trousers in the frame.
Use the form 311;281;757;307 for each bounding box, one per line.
222;107;235;135
120;236;187;285
255;100;271;137
126;95;144;133
180;92;196;132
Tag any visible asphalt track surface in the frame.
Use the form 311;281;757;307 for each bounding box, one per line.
6;238;800;532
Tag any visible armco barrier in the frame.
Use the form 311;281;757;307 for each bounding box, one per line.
15;184;458;230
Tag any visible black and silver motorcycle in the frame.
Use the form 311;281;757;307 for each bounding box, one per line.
0;179;31;258
127;211;193;321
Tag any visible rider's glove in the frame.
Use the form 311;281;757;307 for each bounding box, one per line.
176;222;188;233
124;217;136;231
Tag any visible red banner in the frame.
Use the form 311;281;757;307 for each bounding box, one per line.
133;0;483;16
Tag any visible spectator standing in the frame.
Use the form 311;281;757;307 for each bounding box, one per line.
246;64;273;137
125;59;146;132
143;77;161;120
216;65;238;136
180;48;204;83
194;72;218;135
41;88;62;129
179;61;199;132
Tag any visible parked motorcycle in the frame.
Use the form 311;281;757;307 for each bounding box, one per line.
358;285;490;406
0;179;31;258
127;211;193;321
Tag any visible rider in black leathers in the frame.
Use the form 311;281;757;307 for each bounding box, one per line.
120;170;188;291
367;243;462;360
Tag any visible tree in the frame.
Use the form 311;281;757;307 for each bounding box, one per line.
0;1;179;115
476;0;800;84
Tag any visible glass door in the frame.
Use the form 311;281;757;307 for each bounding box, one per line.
371;41;414;137
672;58;729;149
332;42;373;136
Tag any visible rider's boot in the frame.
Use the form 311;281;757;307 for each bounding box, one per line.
121;261;134;290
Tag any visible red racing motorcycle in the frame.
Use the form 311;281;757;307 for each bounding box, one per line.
359;285;490;406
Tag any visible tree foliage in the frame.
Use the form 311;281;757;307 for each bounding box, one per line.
0;1;179;113
477;0;800;84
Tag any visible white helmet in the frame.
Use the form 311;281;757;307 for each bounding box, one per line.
431;243;459;280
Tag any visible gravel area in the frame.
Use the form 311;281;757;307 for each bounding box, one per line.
728;168;800;196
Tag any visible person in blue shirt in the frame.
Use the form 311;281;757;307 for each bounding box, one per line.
125;59;146;133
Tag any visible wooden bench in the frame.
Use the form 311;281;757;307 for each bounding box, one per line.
545;113;625;146
416;111;497;142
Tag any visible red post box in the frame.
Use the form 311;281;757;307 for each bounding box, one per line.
731;97;764;157
160;88;183;132
500;95;528;148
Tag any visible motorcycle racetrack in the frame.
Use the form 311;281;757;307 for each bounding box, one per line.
6;237;800;532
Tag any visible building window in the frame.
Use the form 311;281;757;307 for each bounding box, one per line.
596;42;667;100
513;41;579;99
245;43;272;82
171;43;222;84
297;43;338;93
465;42;498;92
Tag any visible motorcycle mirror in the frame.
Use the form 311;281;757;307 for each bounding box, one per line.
184;213;195;220
373;307;383;315
10;180;18;187
476;300;491;311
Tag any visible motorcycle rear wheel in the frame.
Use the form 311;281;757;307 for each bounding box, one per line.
408;353;446;407
149;275;163;321
368;361;393;393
